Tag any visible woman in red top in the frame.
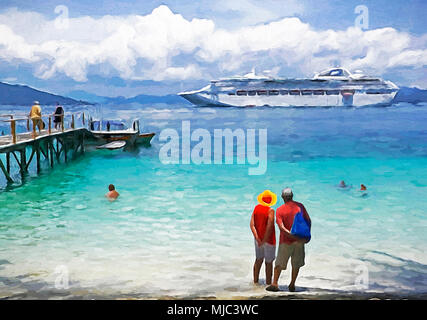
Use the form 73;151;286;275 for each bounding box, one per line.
250;190;277;285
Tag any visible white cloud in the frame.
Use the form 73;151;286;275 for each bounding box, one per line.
0;25;39;62
203;0;304;29
0;5;425;83
387;50;427;68
1;77;17;83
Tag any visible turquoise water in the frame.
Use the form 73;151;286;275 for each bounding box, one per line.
0;103;426;298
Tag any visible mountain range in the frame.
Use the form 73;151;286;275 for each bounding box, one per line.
0;81;90;105
392;86;427;104
1;81;426;106
67;90;189;105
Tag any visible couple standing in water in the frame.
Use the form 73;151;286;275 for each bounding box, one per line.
250;188;311;292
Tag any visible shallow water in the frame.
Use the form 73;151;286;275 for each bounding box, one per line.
0;102;426;298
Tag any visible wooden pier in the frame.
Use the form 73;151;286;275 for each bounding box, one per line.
0;113;88;184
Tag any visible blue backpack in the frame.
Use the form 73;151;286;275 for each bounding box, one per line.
290;205;311;242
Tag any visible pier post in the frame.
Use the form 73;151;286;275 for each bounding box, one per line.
19;148;27;174
11;119;16;144
25;148;35;172
48;116;52;135
40;141;49;160
49;141;54;168
61;115;64;133
54;139;61;161
36;144;41;173
81;132;85;154
71;114;75;129
64;141;67;163
6;152;10;173
0;158;13;183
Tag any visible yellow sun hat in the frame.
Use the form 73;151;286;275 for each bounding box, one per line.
257;190;277;207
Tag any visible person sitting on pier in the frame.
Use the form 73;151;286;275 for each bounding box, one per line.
29;101;42;135
53;102;64;130
105;184;119;200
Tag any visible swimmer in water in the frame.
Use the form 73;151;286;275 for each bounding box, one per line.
359;184;368;197
105;184;119;200
338;180;352;189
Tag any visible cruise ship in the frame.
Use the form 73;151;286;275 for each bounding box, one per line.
178;67;399;107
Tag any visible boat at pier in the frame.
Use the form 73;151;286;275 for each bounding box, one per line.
89;119;155;146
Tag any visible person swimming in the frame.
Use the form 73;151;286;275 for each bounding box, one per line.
359;184;369;197
337;180;352;190
105;184;119;200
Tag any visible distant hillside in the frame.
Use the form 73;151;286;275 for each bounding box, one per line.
0;82;91;105
68;90;189;105
67;90;109;103
107;94;188;105
393;87;427;104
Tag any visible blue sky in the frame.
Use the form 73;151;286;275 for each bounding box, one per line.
2;0;426;33
0;0;426;97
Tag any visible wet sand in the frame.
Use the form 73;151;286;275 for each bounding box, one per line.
3;290;426;300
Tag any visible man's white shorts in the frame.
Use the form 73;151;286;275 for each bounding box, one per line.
254;239;276;263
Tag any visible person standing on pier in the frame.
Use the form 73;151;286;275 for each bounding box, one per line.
53;102;64;130
29;101;42;137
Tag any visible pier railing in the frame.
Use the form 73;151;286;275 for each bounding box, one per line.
0;112;88;145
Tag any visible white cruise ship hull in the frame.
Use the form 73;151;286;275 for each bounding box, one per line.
178;68;399;108
179;91;397;107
